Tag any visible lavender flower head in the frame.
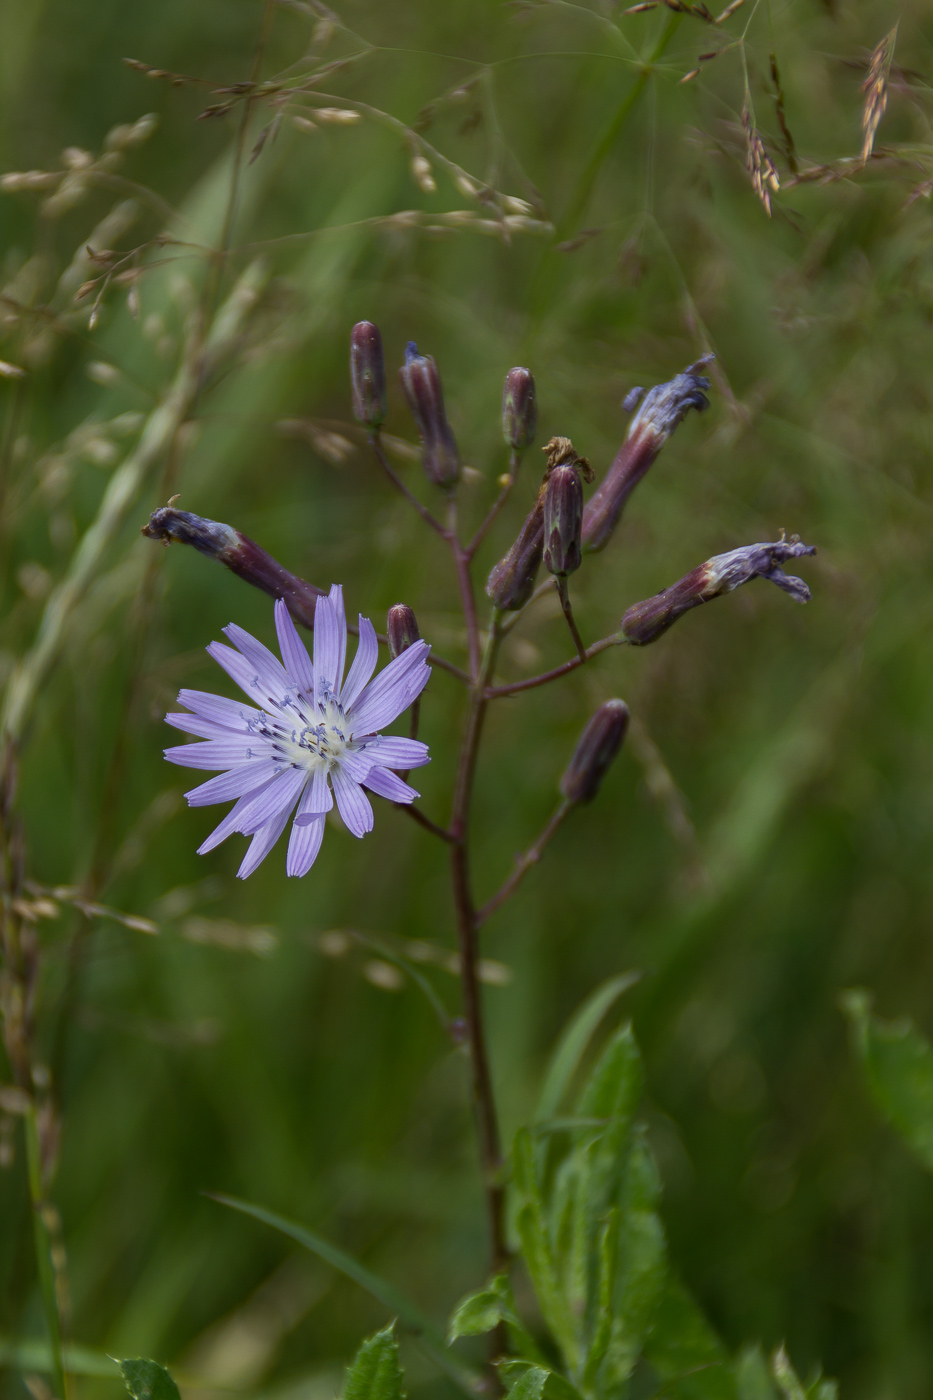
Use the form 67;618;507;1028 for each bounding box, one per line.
164;586;431;878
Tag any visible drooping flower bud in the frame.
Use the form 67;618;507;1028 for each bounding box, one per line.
560;700;630;805
350;321;387;427
582;358;713;553
621;537;817;646
502;367;536;450
485;484;546;611
387;603;421;659
542;437;592;577
141;507;324;627
398;342;461;488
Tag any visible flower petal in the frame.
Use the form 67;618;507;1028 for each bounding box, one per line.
331;766;374;837
223;621;291;695
166;713;246;741
364;767;420;804
185;759;281;808
347;640;431;735
286;813;325;877
207;641;292;712
237;765;306;836
301;762;333;816
274;598;314;693
340;616;379;710
197;782;279;854
364;736;430;770
237;803;294;879
312;594;340;699
165;739;268;770
177;689;261;728
329;584;347;693
339;749;373;786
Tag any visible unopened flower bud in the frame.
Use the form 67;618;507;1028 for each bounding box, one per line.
502;367;536;450
582;357;713;553
543;438;592;577
399;342;461;487
350;321;387;427
621;537;817;646
560;700;630;805
387;603;421;658
141;507;323;627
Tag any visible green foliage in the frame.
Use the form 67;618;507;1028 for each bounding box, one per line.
342;1325;405;1400
842;990;933;1171
115;1358;180;1400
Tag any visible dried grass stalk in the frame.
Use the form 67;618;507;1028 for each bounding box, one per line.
742;99;780;216
861;26;897;165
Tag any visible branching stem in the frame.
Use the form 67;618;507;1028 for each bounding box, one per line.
467;448;524;559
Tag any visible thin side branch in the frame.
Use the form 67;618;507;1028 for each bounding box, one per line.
477;799;572;926
398;803;455;843
368;432;448;538
487;632;624;699
557;577;587;660
467;447;523;559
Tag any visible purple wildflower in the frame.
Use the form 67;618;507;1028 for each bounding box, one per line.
164;586;431;879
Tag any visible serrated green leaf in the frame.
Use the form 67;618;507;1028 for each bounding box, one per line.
841;989;933;1171
116;1358;181;1400
342;1324;405;1400
594;1135;667;1391
535;973;641;1123
513;1129;580;1370
498;1360;585;1400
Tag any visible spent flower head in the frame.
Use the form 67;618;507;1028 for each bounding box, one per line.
164;587;431;878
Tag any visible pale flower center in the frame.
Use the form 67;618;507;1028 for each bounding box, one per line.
276;691;355;772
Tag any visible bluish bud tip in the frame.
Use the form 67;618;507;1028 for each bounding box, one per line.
405;341;420;364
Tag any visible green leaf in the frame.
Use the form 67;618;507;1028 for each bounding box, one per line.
592;1134;667;1392
735;1345;778;1400
447;1275;544;1363
535;972;641;1123
448;1277;510;1340
770;1348;836;1400
641;1275;733;1399
116;1359;181;1400
841;989;933;1171
342;1324;405;1400
498;1360;585;1400
513;1129;579;1371
210;1194;480;1396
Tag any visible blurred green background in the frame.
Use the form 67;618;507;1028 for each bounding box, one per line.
2;0;933;1396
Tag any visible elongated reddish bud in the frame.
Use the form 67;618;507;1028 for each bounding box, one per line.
398;342;461;487
141;507;323;626
387;603;421;658
350;321;387;427
502;367;536;450
621;537;817;646
485;485;546;610
560;700;630;804
582;358;712;553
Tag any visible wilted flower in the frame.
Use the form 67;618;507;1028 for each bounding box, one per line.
164;587;431;878
142;506;323;628
582;360;712;553
543;437;592;577
621;538;816;645
350;321;387;427
560;700;630;804
502;367;536;450
398;342;461;487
